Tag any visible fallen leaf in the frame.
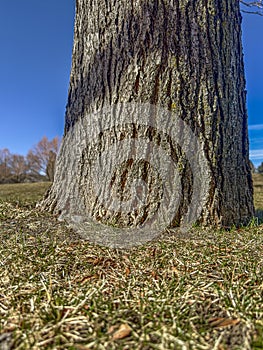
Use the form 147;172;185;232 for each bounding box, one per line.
208;317;225;326
208;317;240;328
86;257;100;265
149;248;157;257
107;325;118;334
75;345;91;350
171;266;179;275
80;274;99;284
112;323;132;340
151;271;158;279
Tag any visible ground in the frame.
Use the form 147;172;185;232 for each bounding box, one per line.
0;177;262;349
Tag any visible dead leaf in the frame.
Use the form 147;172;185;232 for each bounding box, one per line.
80;274;99;284
107;325;118;334
112;323;132;340
125;267;131;276
171;266;179;275
86;257;100;265
151;271;158;279
208;317;240;328
149;247;157;257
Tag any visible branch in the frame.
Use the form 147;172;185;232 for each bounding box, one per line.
240;0;263;8
241;9;263;15
240;0;263;15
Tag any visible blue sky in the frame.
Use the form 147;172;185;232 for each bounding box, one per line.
242;9;263;166
0;0;75;155
0;2;262;166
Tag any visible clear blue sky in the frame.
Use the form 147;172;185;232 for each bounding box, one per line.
0;2;262;166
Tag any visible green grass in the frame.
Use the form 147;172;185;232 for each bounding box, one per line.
0;182;51;206
0;177;262;349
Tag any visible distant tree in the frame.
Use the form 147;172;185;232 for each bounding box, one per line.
9;154;28;182
26;151;42;176
0;148;12;181
46;151;57;181
258;162;263;174
249;160;256;174
27;136;60;179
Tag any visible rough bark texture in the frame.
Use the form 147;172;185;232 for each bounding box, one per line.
41;0;254;243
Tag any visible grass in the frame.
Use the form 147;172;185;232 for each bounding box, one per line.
253;174;263;222
0;182;51;207
0;176;263;349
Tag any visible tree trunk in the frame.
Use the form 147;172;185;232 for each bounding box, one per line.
46;151;56;182
41;0;254;247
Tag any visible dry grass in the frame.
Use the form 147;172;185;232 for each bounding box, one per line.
253;174;263;222
0;177;263;349
0;182;51;207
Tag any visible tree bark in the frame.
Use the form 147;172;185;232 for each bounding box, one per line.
46;151;56;182
41;0;254;246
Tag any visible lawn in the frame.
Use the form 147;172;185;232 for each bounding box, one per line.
0;182;51;206
0;176;262;349
253;174;263;221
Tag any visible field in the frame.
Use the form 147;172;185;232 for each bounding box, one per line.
0;177;263;349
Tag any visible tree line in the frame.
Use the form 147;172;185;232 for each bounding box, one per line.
254;161;263;174
0;136;60;184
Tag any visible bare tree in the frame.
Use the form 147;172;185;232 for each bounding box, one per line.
0;148;11;181
258;162;263;174
26;150;42;177
9;154;28;182
46;151;57;181
249;160;256;174
27;136;60;178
